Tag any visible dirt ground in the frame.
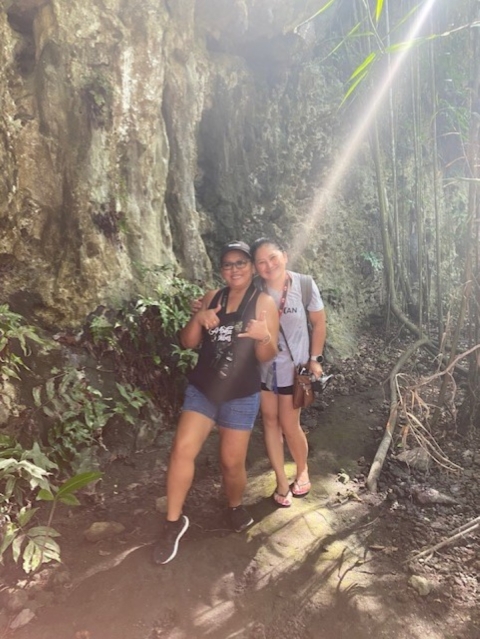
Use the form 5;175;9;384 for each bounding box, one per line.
1;338;479;639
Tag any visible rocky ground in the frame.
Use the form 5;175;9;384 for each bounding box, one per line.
0;327;479;639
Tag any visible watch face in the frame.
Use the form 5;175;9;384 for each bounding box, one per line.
316;355;324;364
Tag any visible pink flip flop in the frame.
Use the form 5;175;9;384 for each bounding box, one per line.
290;479;311;498
272;489;293;508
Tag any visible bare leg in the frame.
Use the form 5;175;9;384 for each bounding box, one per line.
166;411;214;521
261;390;290;495
218;426;252;507
278;395;309;484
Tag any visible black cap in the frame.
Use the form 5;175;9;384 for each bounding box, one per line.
220;241;252;262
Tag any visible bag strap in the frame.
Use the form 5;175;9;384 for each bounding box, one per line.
210;283;255;315
210;283;258;336
275;275;296;363
256;272;313;312
280;325;295;363
256;272;314;364
209;288;223;309
298;273;313;312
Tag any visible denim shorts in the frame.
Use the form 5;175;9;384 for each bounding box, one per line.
182;384;260;431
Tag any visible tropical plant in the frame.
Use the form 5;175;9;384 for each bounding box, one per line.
0;435;101;573
33;368;149;470
87;267;204;378
0;304;51;384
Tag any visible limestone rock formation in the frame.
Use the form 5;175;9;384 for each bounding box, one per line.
1;0;377;343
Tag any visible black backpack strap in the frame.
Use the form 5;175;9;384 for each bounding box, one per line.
209;287;226;310
253;274;265;292
236;282;257;318
209;283;257;319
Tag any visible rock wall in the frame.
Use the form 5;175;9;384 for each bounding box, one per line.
0;0;382;353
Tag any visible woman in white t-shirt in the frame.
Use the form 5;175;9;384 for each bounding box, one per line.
251;237;327;507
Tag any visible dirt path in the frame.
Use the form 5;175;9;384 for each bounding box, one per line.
4;388;479;639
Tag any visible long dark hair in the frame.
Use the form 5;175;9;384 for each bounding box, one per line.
251;237;286;260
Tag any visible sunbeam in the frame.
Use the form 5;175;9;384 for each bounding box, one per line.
290;0;439;261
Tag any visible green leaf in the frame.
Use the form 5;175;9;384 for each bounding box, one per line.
46;378;55;401
27;526;61;538
5;475;16;498
0;433;15;448
22;539;43;573
12;534;25;564
0;525;17;555
375;0;384;22
2;366;21;380
24;442;58;471
37;488;55;501
17;507;39;528
56;471;103;498
293;0;337;34
0;458;16;471
58;493;81;506
116;383;131;401
349;51;376;81
341;69;368;106
32;386;42;407
36;537;61;562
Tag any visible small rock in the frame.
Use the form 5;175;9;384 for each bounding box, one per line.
135;419;159;450
10;608;35;630
156;496;168;513
83;521;125;543
411;486;457;506
408;575;433;596
396;447;430;471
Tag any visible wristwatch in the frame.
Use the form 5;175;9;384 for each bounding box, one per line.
310;354;324;364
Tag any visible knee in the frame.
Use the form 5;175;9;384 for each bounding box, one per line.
221;454;245;477
284;426;307;447
170;438;198;465
262;410;279;429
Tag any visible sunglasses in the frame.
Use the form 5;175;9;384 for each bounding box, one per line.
221;259;250;271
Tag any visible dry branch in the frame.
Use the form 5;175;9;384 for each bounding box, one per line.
407;516;480;563
366;337;429;492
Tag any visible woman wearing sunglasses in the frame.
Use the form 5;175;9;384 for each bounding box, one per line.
153;241;279;565
251;237;326;508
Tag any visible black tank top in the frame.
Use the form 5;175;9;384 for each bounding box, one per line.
188;283;261;403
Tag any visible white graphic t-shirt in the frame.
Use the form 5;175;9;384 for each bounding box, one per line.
260;271;324;388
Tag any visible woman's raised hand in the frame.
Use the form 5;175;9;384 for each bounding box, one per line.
238;310;270;343
197;304;222;330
